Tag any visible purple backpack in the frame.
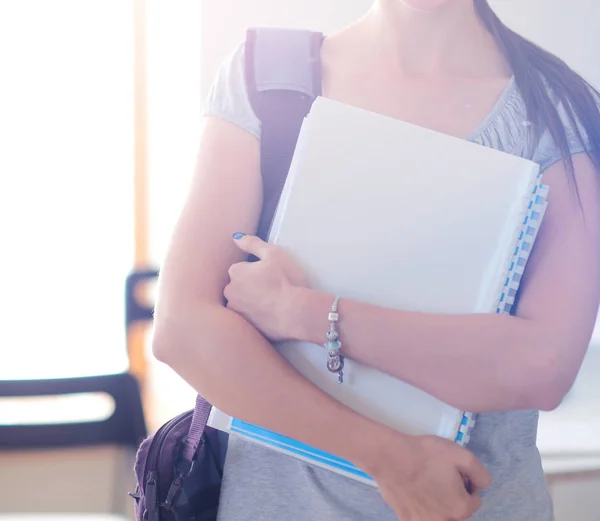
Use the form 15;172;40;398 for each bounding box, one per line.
130;27;323;521
131;397;226;521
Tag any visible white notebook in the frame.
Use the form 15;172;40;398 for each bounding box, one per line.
210;97;548;484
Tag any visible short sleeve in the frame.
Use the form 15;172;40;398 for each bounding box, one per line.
534;98;595;173
201;43;261;139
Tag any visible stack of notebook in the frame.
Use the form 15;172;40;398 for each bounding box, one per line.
209;97;549;485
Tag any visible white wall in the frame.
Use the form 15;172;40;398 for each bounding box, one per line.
201;0;600;96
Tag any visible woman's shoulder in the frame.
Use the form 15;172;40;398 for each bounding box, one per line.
201;42;261;139
474;81;598;173
202;29;323;140
533;87;598;172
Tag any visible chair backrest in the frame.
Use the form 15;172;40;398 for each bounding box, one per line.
0;373;146;516
125;269;159;385
125;269;158;330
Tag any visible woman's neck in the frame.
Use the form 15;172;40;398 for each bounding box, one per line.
363;0;509;78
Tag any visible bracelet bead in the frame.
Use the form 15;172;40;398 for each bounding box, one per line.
325;297;344;384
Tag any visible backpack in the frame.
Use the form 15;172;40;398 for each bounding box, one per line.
130;27;324;521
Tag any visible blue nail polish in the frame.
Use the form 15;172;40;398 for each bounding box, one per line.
233;233;246;240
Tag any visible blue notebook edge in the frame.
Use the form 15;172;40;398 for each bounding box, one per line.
226;178;550;485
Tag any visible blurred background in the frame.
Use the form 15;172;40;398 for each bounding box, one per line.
0;0;598;520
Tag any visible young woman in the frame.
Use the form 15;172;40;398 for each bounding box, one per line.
152;0;600;519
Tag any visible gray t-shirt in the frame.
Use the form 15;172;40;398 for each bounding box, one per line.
203;43;592;521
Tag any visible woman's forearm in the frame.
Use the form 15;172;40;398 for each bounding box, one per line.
152;302;397;473
290;288;569;413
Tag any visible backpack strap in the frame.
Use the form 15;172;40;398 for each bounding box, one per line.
245;28;324;241
181;395;213;462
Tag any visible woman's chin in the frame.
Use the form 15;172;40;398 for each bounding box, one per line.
395;0;462;13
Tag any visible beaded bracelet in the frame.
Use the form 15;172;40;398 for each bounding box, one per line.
325;296;344;384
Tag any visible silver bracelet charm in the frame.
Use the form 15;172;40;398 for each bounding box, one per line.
325;296;344;384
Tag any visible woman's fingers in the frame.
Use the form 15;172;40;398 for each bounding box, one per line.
233;233;272;259
456;450;491;492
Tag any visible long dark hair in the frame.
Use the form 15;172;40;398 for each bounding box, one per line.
475;0;600;181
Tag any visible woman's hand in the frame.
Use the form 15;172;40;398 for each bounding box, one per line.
363;431;491;521
224;233;309;342
225;234;491;520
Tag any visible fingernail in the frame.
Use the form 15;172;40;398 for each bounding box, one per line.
232;233;246;240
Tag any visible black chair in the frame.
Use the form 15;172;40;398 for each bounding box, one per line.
0;373;146;450
125;269;159;331
0;371;146;515
124;269;159;384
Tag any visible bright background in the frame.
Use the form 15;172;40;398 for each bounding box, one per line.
1;0;598;386
0;0;203;381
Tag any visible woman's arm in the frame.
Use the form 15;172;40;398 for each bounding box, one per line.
287;154;600;413
152;117;489;521
228;153;600;414
151;117;372;460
